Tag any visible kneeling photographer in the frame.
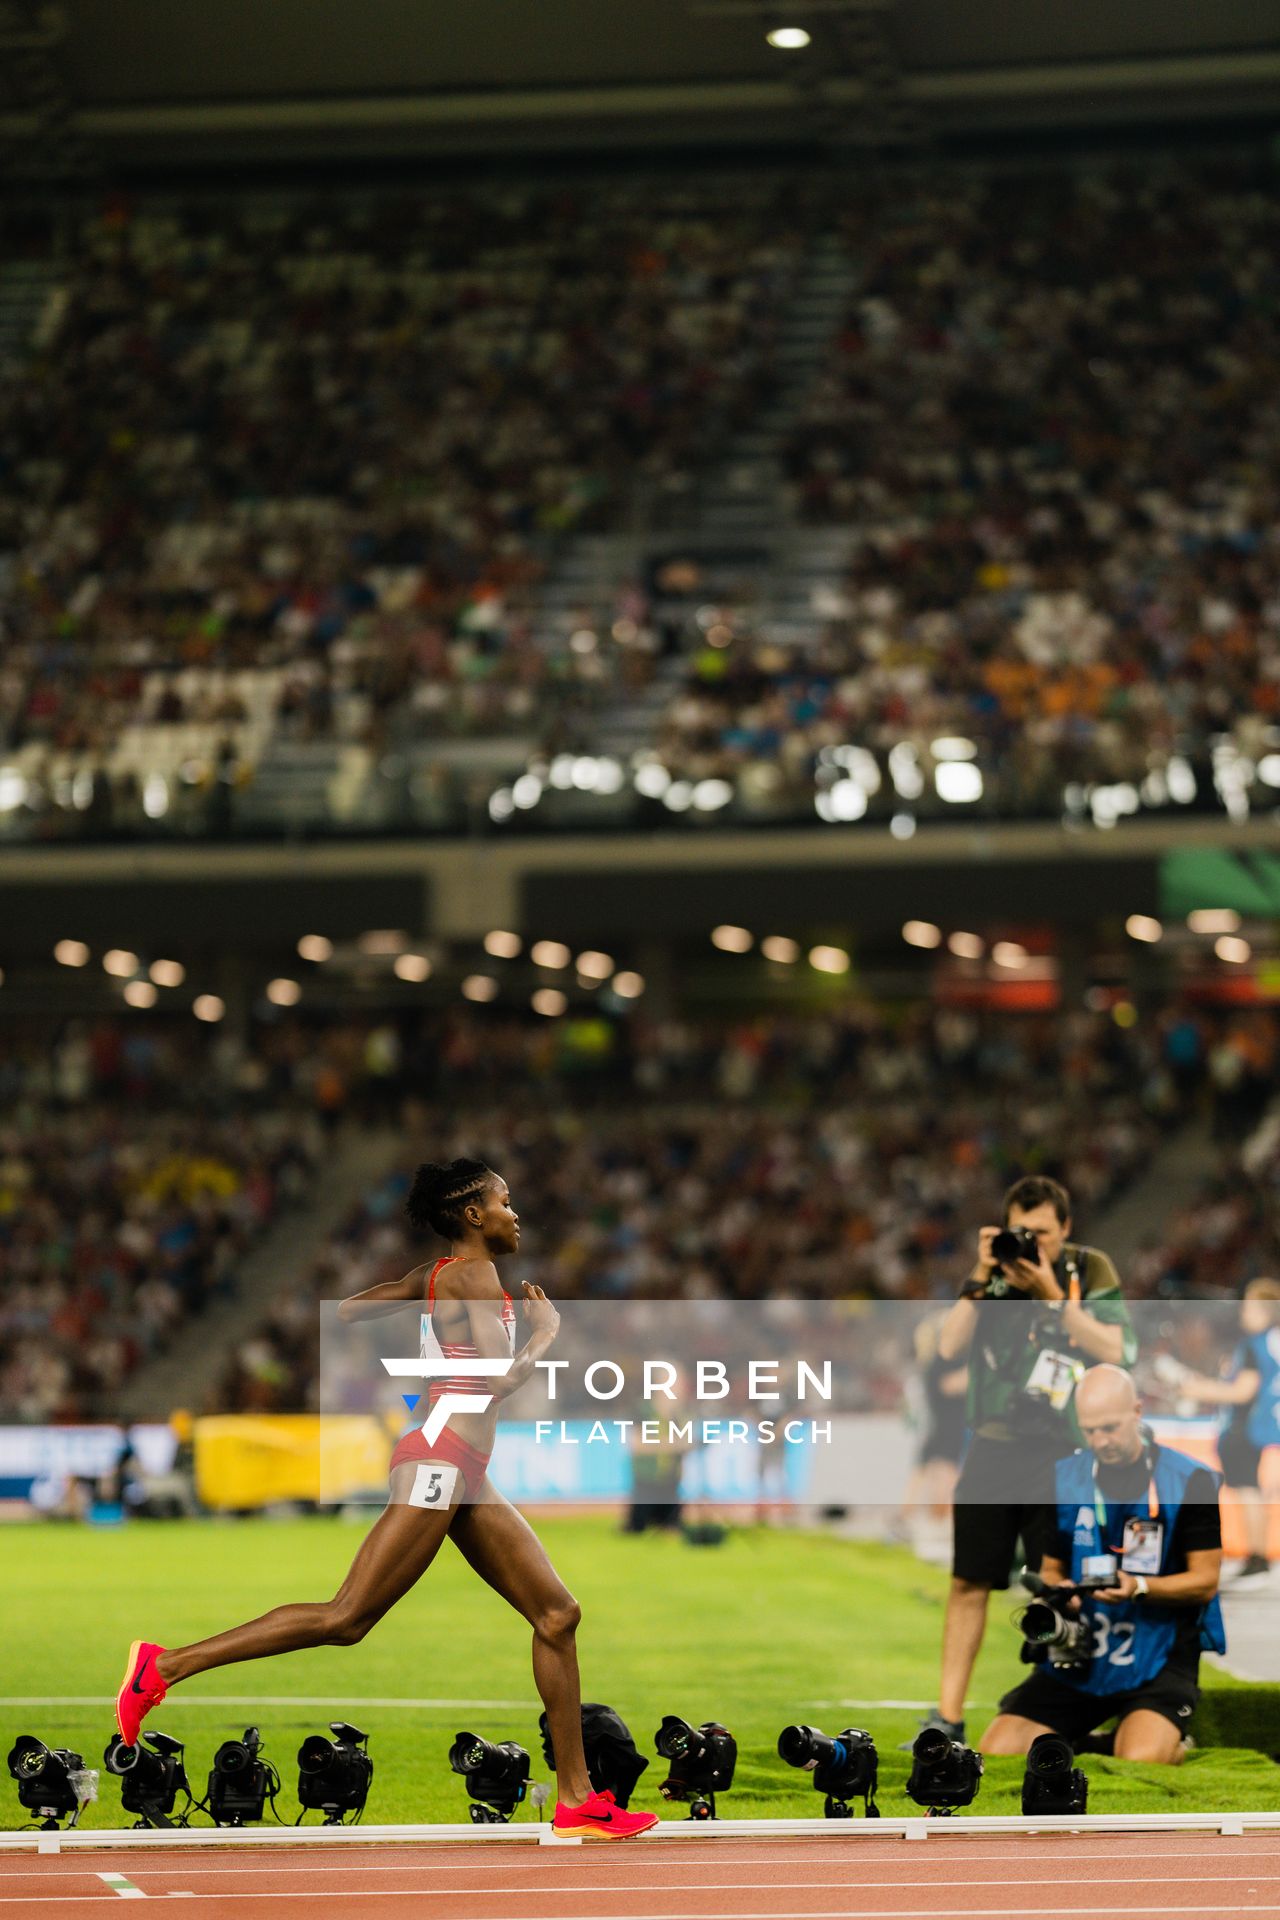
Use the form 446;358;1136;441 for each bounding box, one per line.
919;1176;1136;1742
979;1366;1224;1765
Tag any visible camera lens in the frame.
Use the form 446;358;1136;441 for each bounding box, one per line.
777;1725;815;1766
1028;1734;1075;1776
297;1736;331;1776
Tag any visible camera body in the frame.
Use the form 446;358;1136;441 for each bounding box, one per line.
1016;1572;1113;1669
297;1722;372;1823
448;1731;529;1823
654;1716;736;1818
105;1731;189;1828
1022;1733;1088;1816
905;1728;983;1811
777;1723;879;1817
206;1726;274;1826
991;1225;1041;1272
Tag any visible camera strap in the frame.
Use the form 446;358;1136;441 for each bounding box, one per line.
1091;1441;1160;1531
1061;1249;1082;1304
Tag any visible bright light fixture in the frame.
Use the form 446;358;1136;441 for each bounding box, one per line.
1125;915;1163;944
935;762;984;804
462;974;499;1003
766;24;811;48
193;994;225;1023
103;949;139;978
809;944;850;975
577;950;615;982
532;988;567;1017
123;980;157;1008
358;930;408;956
1215;935;1251;964
947;931;984;960
149;959;186;988
762;936;799;964
298;935;333;963
902;920;942;950
54;940;90;968
612;972;645;998
1188;909;1240;935
266;977;301;1006
394;953;432;983
531;940;571;970
712;925;753;954
484;931;523;960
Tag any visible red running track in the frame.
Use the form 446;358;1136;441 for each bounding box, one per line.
6;1831;1280;1920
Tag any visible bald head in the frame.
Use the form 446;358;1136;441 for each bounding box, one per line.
1074;1365;1144;1466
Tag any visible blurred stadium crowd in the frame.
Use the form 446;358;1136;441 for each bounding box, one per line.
0;177;800;836
1;154;1278;837
3;997;1273;1421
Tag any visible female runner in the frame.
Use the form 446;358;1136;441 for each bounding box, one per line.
115;1157;658;1840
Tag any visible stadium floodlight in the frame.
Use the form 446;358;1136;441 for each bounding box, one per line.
905;1727;983;1814
1021;1732;1088;1817
205;1726;279;1827
105;1730;191;1829
653;1715;736;1820
711;925;753;954
394;952;432;983
7;1736;97;1829
297;1722;373;1825
448;1731;530;1824
777;1723;880;1819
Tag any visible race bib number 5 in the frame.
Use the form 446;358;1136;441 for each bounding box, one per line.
409;1463;461;1510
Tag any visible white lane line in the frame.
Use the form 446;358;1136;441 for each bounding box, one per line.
97;1872;146;1899
47;1875;1280;1895
0;1698;536;1710
3;1902;1279;1917
7;1842;1279;1880
0;1694;959;1712
29;1851;1276;1881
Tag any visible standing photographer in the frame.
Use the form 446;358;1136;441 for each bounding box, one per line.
979;1366;1224;1763
918;1176;1136;1742
1156;1277;1280;1587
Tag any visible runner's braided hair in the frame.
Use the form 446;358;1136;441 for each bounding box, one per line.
406;1158;495;1237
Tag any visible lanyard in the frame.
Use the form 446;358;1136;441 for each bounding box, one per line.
1092;1451;1159;1530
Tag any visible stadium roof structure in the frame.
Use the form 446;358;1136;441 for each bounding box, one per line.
4;0;1280;174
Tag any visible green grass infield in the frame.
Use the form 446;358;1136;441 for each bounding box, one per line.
2;1516;1276;1828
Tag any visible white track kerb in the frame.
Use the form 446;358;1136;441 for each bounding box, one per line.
4;1813;1280;1853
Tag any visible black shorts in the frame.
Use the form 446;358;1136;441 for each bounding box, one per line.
951;1435;1058;1588
998;1662;1199;1743
1217;1424;1263;1489
918;1424;966;1468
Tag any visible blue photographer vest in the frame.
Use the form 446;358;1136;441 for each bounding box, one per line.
1050;1442;1226;1698
1233;1330;1280;1450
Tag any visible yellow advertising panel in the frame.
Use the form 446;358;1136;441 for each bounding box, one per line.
195;1415;390;1510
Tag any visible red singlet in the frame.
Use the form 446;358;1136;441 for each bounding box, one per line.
387;1257;516;1497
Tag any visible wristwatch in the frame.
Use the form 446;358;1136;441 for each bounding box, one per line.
1133;1575;1149;1599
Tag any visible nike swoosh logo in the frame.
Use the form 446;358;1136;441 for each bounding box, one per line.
581;1811;614;1823
130;1661;153;1694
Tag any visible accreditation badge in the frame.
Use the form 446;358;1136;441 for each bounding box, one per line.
1025;1348;1086;1411
1119;1517;1163;1575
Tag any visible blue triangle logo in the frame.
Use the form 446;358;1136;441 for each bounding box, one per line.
402;1393;420;1412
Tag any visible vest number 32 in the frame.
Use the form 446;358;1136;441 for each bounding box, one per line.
1091;1616;1136;1665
